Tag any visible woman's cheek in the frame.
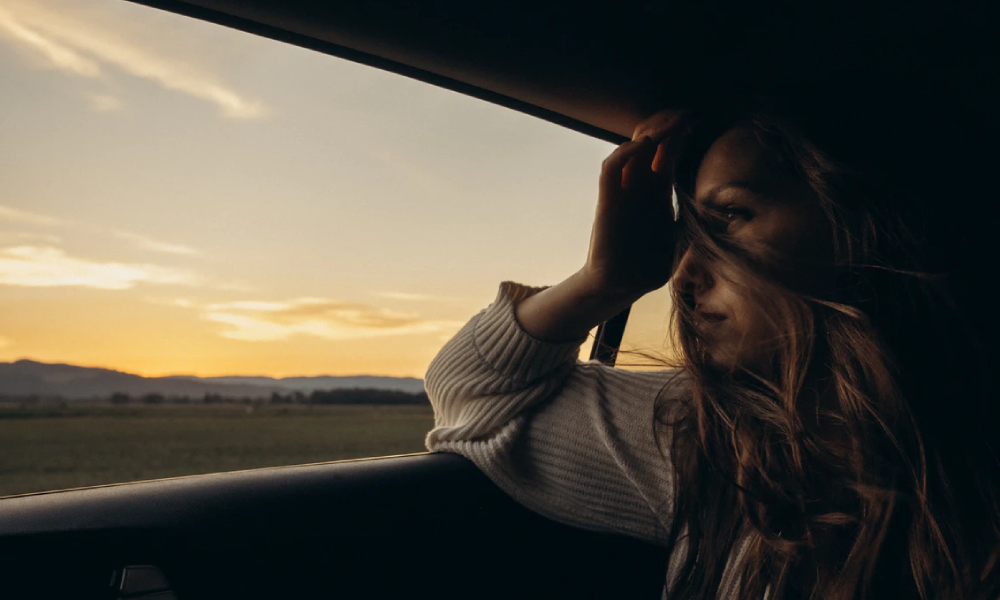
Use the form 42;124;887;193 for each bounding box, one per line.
703;283;750;366
715;285;778;370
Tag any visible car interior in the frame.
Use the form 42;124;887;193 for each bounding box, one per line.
1;1;995;598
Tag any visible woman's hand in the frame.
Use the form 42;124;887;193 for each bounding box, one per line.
511;110;690;343
583;111;687;300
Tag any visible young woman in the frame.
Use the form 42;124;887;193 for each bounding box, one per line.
424;107;1000;599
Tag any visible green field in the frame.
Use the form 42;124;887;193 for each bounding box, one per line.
0;403;435;497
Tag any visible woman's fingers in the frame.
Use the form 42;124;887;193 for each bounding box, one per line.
599;137;653;199
632;109;685;143
632;109;694;173
651;140;672;174
621;137;658;191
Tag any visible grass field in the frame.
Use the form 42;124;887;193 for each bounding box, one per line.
0;403;435;497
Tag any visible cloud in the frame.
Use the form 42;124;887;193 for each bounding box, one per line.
0;3;264;118
0;231;60;244
376;291;465;303
0;245;197;289
0;203;61;226
0;5;99;76
142;296;195;309
211;281;258;293
114;231;197;256
0;204;198;256
202;297;463;342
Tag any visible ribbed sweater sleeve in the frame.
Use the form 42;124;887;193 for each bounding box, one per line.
424;281;689;546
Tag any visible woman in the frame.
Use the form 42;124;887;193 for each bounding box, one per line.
424;106;1000;599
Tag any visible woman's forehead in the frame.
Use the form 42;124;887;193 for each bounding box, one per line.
694;127;779;202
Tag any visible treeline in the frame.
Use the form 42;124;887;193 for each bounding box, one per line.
1;388;429;406
272;389;429;405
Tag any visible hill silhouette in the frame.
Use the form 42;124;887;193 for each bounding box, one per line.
0;360;425;400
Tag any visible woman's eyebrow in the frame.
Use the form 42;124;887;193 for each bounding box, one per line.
696;182;762;206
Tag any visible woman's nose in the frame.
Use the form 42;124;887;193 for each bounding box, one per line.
672;246;712;299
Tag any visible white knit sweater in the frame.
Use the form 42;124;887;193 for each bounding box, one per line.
425;282;752;598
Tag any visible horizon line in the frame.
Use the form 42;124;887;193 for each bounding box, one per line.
0;357;425;380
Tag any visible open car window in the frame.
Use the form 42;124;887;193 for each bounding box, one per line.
615;284;677;371
0;0;608;497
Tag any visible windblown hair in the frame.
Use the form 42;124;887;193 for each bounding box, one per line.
656;108;1000;600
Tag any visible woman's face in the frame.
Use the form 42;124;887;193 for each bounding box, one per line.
672;126;830;371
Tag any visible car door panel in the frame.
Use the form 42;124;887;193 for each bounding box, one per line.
0;453;669;599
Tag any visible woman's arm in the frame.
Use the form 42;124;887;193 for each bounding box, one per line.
425;280;684;546
423;111;692;546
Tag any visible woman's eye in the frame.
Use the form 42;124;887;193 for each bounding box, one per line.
720;206;752;222
716;206;753;230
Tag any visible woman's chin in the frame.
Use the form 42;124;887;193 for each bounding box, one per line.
703;346;738;374
702;343;764;377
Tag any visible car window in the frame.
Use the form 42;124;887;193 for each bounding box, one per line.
616;284;679;371
0;0;609;497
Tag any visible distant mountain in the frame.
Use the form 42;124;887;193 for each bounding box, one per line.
0;360;425;400
166;375;426;394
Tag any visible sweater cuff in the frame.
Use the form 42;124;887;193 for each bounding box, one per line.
473;281;588;382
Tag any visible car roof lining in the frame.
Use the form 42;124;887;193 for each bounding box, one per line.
128;0;999;144
126;0;637;142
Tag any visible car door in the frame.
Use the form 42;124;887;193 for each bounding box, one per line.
0;453;669;599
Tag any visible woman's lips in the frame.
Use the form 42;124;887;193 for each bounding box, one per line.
693;311;727;339
696;311;727;323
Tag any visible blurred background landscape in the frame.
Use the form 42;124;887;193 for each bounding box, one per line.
0;359;433;497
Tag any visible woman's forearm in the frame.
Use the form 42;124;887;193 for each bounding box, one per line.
513;268;638;343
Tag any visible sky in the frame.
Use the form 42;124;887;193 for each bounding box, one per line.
0;0;619;378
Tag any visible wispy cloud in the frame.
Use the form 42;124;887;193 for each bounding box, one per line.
114;231;197;256
0;245;197;289
0;5;99;76
212;281;257;293
143;296;195;309
0;203;199;256
202;297;463;342
0;231;60;244
0;3;265;118
376;291;465;303
0;203;61;226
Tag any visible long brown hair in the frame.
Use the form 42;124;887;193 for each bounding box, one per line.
656;106;1000;599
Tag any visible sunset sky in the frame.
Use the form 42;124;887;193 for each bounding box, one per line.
0;0;619;377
